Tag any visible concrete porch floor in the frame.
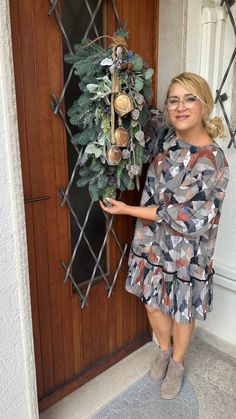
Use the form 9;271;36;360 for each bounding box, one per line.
40;328;236;419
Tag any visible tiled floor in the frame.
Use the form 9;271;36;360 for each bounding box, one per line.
40;328;236;419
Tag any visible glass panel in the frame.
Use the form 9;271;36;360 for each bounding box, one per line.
61;0;107;284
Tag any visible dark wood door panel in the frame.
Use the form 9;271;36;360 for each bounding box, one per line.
10;0;71;396
106;0;158;101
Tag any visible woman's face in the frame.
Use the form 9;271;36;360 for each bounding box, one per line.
166;82;205;134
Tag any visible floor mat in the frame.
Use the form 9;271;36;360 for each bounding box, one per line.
91;373;199;419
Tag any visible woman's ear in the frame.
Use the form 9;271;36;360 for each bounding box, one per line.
201;103;209;123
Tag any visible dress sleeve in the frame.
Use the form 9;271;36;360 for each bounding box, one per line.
156;148;229;237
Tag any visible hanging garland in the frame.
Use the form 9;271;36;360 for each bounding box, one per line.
64;28;154;205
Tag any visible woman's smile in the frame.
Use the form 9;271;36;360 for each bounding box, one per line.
175;114;190;121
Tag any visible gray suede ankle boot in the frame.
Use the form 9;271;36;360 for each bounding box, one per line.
160;357;184;399
149;347;172;381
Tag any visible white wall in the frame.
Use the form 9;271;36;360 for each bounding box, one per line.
158;0;187;107
158;0;236;345
0;0;39;418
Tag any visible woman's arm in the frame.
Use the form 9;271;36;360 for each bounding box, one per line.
155;150;229;237
99;198;161;222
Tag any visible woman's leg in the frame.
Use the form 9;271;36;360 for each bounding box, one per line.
145;305;173;350
146;306;173;380
160;319;195;399
172;319;195;364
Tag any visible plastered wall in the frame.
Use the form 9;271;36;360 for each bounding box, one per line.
0;0;39;418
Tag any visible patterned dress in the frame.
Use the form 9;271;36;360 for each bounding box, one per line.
125;129;229;323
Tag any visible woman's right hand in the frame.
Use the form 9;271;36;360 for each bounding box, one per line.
99;198;128;215
100;199;159;222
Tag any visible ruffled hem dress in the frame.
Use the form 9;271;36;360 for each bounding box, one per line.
125;129;229;324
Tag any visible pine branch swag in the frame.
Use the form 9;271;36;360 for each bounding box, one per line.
65;29;154;204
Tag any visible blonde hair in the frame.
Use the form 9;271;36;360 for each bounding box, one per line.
163;72;226;139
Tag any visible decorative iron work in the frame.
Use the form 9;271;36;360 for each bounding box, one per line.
217;0;236;148
48;0;127;308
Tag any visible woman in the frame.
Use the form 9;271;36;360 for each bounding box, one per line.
100;72;229;399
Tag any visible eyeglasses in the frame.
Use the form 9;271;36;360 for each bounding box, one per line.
165;95;199;111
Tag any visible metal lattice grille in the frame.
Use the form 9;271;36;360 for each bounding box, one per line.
217;0;236;148
48;0;127;308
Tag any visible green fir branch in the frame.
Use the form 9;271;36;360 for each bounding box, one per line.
71;125;100;145
134;141;143;168
116;160;126;188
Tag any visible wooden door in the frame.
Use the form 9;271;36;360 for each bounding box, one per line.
9;0;158;412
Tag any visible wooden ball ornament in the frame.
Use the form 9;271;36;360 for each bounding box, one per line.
114;93;133;117
107;146;122;165
114;127;129;147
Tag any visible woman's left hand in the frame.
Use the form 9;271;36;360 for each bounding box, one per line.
99;198;128;215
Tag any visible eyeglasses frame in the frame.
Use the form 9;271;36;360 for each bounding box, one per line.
164;94;203;111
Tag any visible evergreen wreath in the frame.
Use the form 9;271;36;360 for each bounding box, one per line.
64;28;154;204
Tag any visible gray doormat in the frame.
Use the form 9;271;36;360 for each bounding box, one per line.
91;373;199;419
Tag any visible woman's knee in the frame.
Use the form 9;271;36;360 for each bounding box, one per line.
145;304;161;314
